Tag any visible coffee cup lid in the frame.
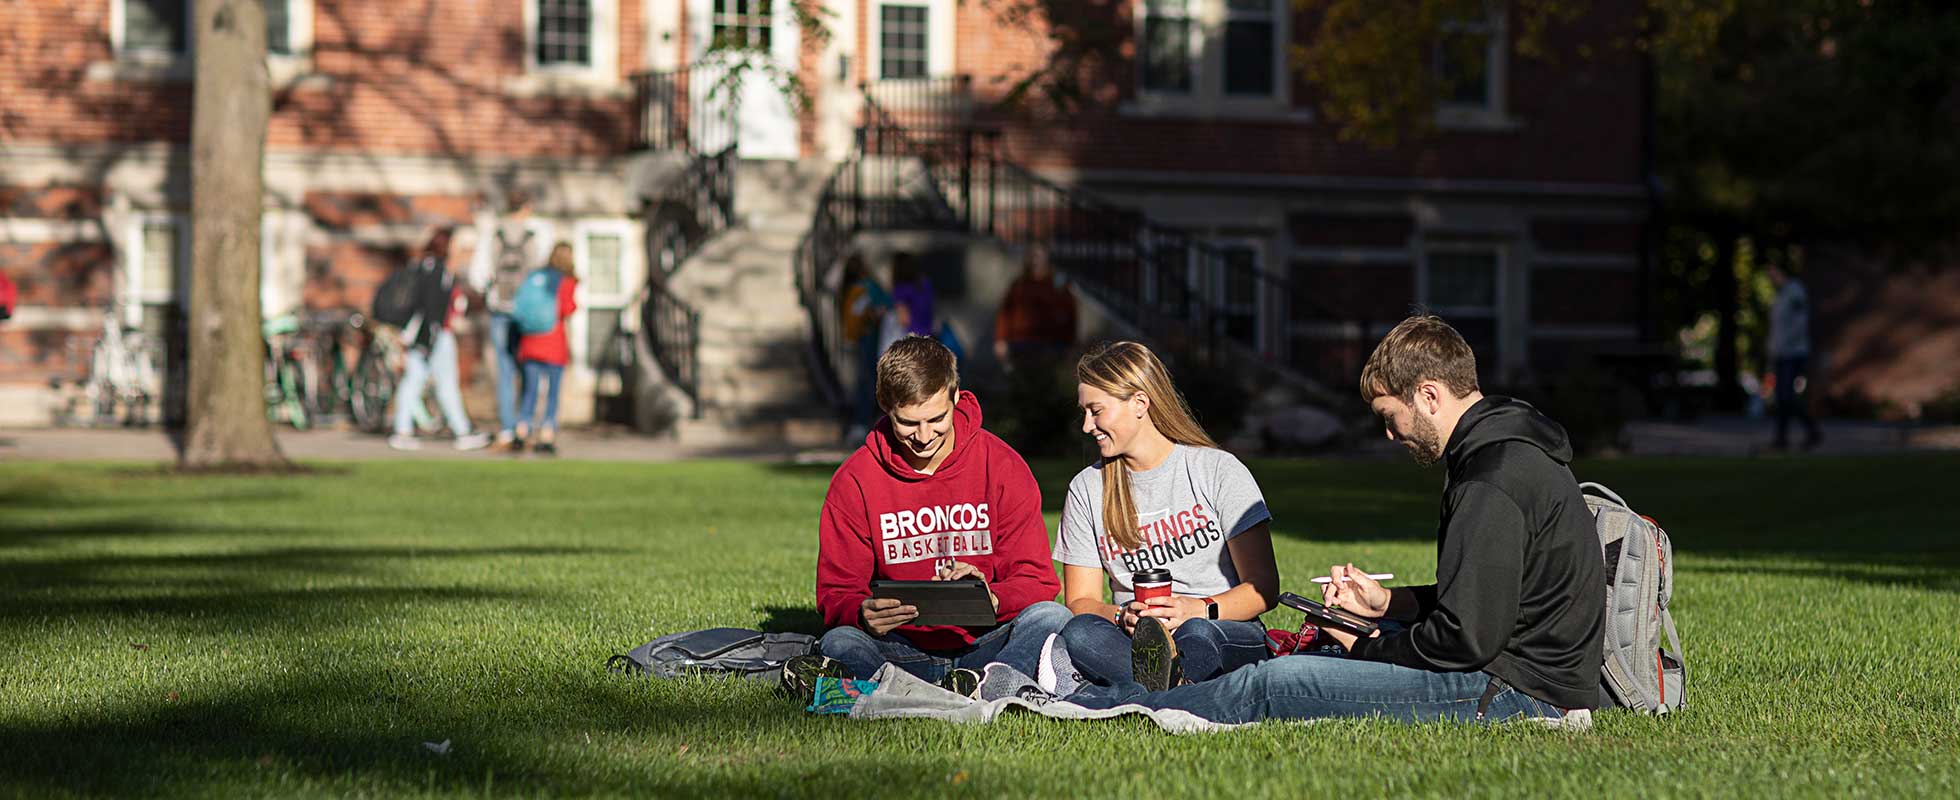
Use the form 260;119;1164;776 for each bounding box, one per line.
1132;568;1171;583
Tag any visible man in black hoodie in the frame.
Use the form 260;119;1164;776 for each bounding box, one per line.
1046;315;1603;728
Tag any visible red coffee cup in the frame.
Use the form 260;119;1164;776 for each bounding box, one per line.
1132;568;1173;604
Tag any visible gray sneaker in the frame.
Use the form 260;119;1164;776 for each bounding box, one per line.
1131;616;1183;693
977;663;1055;705
453;431;491;451
1035;632;1084;697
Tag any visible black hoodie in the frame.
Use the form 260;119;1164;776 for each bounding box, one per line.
1346;396;1606;710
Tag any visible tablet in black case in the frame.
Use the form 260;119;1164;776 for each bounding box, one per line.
869;580;998;628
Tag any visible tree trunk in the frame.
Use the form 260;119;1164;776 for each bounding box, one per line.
180;0;287;469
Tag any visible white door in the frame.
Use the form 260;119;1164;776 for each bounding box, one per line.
689;0;800;159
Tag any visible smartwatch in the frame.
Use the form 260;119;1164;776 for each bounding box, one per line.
1203;597;1220;620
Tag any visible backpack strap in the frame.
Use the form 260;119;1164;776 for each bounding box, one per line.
1578;482;1631;510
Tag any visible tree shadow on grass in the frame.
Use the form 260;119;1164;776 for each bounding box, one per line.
755;605;825;635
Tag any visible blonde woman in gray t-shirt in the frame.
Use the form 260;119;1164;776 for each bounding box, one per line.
1051;342;1281;691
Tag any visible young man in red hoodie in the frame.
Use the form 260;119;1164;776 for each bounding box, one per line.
808;334;1067;691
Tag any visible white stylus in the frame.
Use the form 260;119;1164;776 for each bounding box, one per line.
1310;573;1395;584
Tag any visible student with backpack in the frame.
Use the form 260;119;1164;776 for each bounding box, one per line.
386;227;491;452
1014;315;1604;728
786;335;1069;699
468;191;550;451
512;242;578;455
1051;341;1280;691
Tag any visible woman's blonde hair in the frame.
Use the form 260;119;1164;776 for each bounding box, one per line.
547;241;575;275
1076;341;1217;551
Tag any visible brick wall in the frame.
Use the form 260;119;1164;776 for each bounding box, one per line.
938;0;1645;186
4;0;645;157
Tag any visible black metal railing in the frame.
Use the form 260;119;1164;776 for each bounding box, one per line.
631;69;739;154
639;283;701;407
628;67;741;410
797;82;1308;408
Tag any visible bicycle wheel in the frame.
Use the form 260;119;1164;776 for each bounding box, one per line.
350;349;395;433
281;353;310;431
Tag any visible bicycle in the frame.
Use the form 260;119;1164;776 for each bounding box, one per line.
52;299;160;427
263;313;314;430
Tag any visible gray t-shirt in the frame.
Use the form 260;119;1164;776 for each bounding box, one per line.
1055;444;1271;604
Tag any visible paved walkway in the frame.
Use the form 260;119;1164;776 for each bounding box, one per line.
2;417;1955;463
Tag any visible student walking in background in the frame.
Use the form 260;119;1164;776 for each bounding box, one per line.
839;255;894;439
390;227;491;452
888;252;935;339
470;190;549;452
1768;264;1822;450
513;242;579;455
1052;341;1279;692
992;244;1077;371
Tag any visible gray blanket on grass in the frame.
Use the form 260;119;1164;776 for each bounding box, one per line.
847;664;1244;734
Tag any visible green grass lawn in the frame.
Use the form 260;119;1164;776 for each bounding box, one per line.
3;453;1958;797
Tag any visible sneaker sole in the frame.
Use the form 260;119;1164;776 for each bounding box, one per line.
1132;617;1180;693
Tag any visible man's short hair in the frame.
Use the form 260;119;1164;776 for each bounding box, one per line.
876;334;958;411
1359;314;1480;402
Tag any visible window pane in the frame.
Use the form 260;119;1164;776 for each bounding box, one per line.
143;222;179;296
1219;246;1260;345
1141;18;1192;92
879;5;929;79
537;0;593;66
125;0;189;55
266;0;291;55
1223;21;1274;96
586;234;622;296
1437;31;1492;106
586;308;623;369
1428;251;1497;310
714;0;774;50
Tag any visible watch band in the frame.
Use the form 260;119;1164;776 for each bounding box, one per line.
1203;596;1220;619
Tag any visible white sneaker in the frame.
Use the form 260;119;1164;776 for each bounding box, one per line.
387;434;421;451
453;431;491;451
1510;708;1593;732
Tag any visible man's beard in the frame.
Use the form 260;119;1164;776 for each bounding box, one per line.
1404;413;1444;466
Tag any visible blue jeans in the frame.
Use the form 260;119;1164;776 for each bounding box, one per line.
518;361;565;434
1063;654;1563;724
487;313;526;436
819;600;1071;682
394;329;474;437
1059;613;1270;686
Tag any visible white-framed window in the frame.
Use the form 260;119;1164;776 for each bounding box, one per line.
1221;0;1277;97
1435;4;1506;114
1420;244;1504;374
868;0;953;80
714;0;775;51
571;219;638;371
525;0;618;77
1133;0;1289;112
877;4;929;79
126;213;189;327
1138;0;1196;93
112;0;310;60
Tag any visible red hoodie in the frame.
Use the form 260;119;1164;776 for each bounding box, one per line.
816;391;1060;651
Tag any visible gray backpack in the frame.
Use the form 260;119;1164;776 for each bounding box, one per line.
606;628;818;682
1581;482;1687;714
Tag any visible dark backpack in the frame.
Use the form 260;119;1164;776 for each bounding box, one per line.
605;628;818;682
370;265;423;327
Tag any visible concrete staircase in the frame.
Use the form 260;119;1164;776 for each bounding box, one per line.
662;159;841;447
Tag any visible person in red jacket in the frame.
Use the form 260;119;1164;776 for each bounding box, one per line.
514;242;578;455
809;334;1068;689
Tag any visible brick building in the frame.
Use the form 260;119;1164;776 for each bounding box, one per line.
0;0;1652;427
